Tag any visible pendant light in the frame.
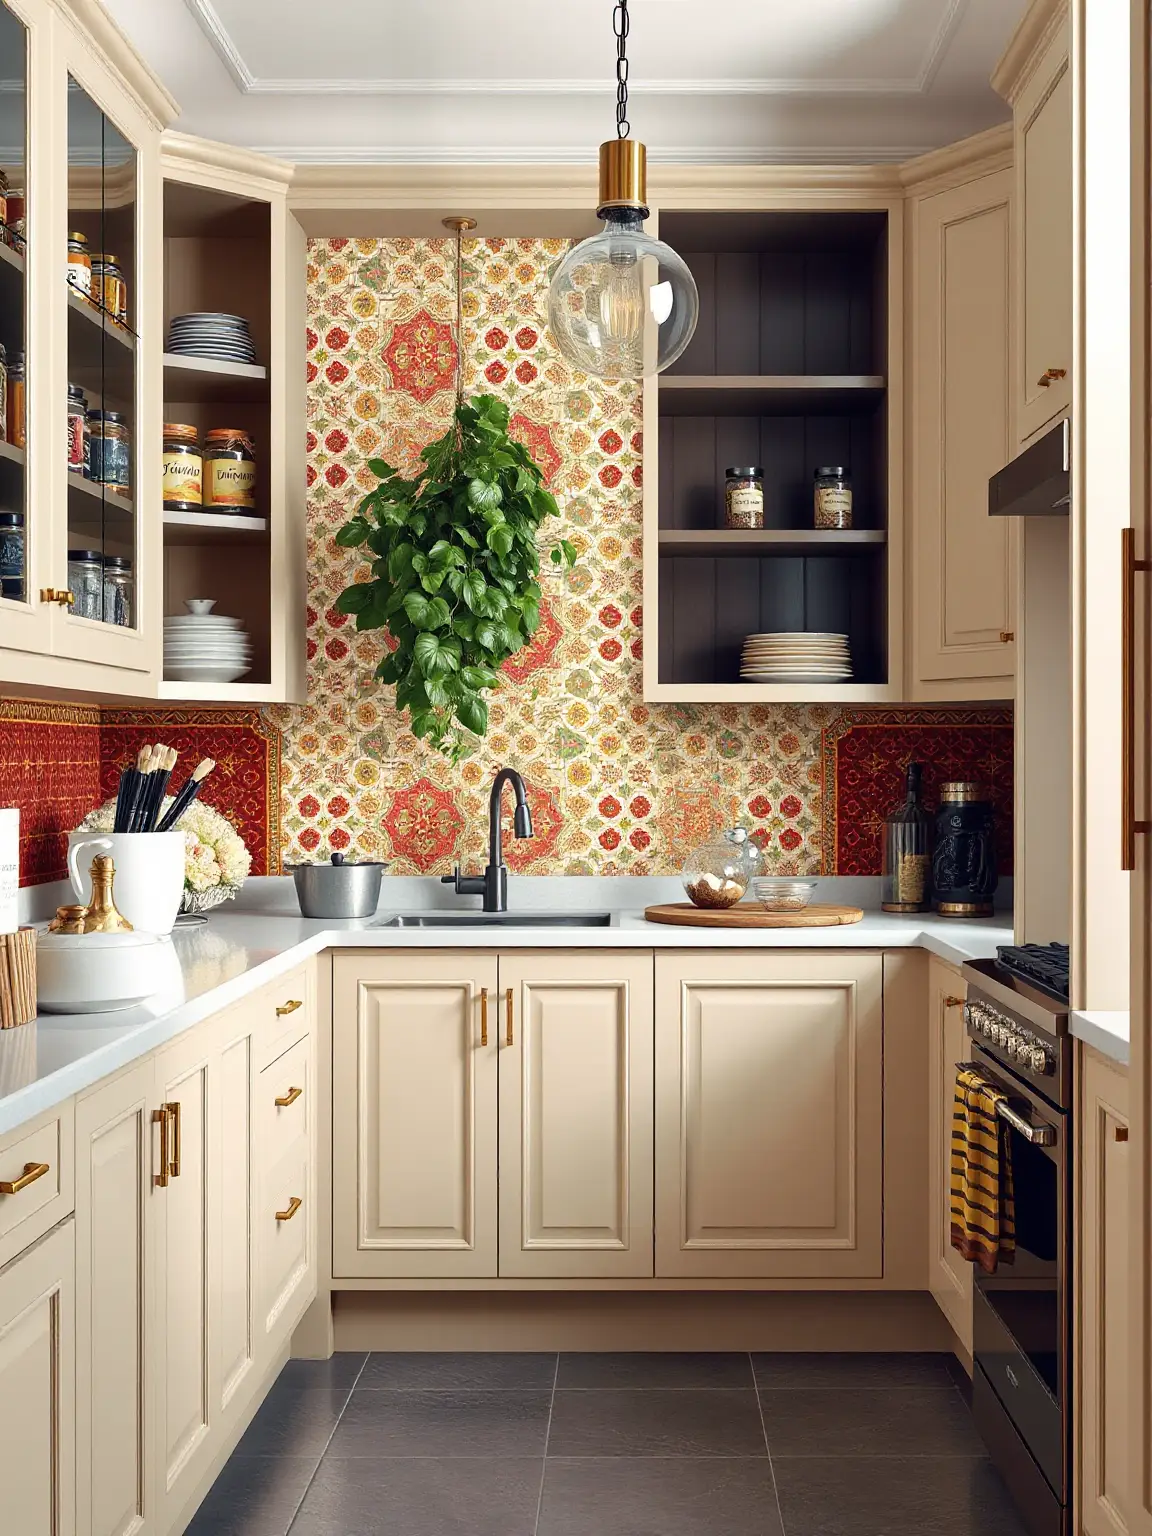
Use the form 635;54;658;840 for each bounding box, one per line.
547;0;699;380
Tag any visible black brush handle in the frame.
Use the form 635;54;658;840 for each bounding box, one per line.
142;768;174;833
156;777;200;834
113;768;137;834
122;772;149;834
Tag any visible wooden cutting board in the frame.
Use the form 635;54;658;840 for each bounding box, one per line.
643;902;865;929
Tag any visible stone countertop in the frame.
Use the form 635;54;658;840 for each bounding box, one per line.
1070;1010;1130;1068
0;876;1012;1137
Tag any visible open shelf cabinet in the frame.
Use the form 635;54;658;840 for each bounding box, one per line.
643;207;903;703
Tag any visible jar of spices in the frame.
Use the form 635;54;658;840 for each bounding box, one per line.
102;555;133;627
87;410;131;492
0;343;7;442
6;353;24;449
67;231;92;298
0;170;7;238
162;423;203;511
814;466;853;530
0;511;24;601
6;189;24;251
724;466;764;530
204;428;256;512
90;253;127;325
66;550;103;621
66;385;87;475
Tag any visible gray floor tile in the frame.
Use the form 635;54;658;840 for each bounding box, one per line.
557;1352;753;1389
538;1457;784;1535
753;1352;958;1391
275;1351;367;1388
758;1388;986;1457
772;1455;1030;1534
358;1350;557;1390
290;1456;544;1536
547;1389;767;1458
325;1389;552;1457
184;1456;316;1536
234;1385;349;1458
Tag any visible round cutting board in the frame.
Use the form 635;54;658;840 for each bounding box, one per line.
643;902;865;929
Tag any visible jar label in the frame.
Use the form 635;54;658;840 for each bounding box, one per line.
66;413;85;470
66;260;91;296
163;451;202;505
725;486;764;529
815;486;853;528
206;458;256;510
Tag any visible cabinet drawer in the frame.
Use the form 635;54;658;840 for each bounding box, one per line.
253;965;313;1071
257;1139;312;1345
259;1034;311;1169
0;1104;75;1269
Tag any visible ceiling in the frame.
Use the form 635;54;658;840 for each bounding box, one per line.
103;0;1028;164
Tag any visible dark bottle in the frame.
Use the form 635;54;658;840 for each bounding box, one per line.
881;762;932;913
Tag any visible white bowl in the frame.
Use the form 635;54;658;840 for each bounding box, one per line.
164;663;251;682
37;929;183;1013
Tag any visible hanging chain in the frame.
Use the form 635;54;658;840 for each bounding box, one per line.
613;0;630;138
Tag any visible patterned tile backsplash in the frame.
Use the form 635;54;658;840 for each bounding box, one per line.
0;236;1013;886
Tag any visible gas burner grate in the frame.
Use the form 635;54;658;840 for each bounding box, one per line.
994;942;1070;1004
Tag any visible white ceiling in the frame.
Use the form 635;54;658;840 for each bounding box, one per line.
102;0;1028;164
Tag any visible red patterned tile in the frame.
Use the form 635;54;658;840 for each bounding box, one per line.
382;309;458;403
509;412;562;485
0;701;103;885
382;776;465;871
501;595;562;684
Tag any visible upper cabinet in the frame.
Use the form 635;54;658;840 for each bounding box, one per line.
993;0;1072;446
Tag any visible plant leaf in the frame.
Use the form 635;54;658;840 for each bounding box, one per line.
468;478;503;512
457;695;488;736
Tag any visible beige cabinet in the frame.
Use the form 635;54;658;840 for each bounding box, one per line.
498;951;654;1279
1079;1046;1130;1536
333;951;499;1278
654;950;883;1278
908;164;1016;699
215;1006;257;1418
255;1029;315;1354
0;1219;76;1536
925;959;973;1352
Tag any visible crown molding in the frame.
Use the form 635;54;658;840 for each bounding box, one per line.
899;121;1013;194
991;0;1067;103
161;129;294;188
184;0;254;90
276;144;932;171
57;0;178;126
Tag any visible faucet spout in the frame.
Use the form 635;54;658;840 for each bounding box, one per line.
489;767;533;869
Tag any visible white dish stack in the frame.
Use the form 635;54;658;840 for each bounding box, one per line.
165;312;258;365
740;632;853;683
164;599;252;683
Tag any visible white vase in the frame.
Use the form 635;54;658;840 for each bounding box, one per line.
67;830;186;936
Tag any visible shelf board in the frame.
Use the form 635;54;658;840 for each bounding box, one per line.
163;510;268;546
67;289;136;350
157;678;275;703
68;475;133;516
68;291;136;401
658;375;886;417
162;353;268;404
648;681;896;705
658;528;886;558
0;441;25;469
0;240;25;277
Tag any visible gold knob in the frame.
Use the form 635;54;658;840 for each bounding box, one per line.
276;1196;302;1222
162;1100;181;1178
944;995;965;1008
0;1161;50;1195
153;1107;170;1188
40;587;75;606
999;631;1015;643
480;986;489;1047
1037;367;1067;388
275;1085;303;1108
276;999;303;1017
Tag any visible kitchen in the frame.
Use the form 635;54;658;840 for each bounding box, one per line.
0;1;1145;1534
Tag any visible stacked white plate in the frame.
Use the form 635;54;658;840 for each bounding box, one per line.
740;632;852;683
165;312;257;365
164;600;252;683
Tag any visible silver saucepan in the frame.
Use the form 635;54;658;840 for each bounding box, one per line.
289;852;386;919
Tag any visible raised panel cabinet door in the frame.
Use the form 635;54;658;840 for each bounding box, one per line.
1079;1046;1130;1536
255;1032;315;1354
911;169;1016;695
1016;22;1072;441
497;951;654;1278
75;1062;155;1536
0;1218;76;1536
332;952;499;1278
215;1010;255;1421
926;960;973;1352
655;950;883;1278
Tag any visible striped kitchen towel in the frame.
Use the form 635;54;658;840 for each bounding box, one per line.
950;1066;1016;1274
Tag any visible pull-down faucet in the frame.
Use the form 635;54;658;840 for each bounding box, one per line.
441;766;534;913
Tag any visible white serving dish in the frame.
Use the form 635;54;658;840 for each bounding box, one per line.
164;663;251;682
36;929;182;1013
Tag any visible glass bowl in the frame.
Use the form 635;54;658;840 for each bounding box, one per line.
753;878;818;914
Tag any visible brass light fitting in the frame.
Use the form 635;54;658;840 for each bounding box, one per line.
598;138;648;217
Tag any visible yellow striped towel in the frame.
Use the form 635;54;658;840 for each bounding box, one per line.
950;1066;1016;1275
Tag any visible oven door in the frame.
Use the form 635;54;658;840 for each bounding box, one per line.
968;1044;1070;1504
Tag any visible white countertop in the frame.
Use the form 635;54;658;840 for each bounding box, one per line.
1070;1009;1130;1067
0;876;1013;1137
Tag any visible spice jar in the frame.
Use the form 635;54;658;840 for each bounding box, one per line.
724;466;764;530
66;385;87;475
87;410;131;491
0;170;7;239
67;231;92;298
102;556;133;627
66;550;103;621
162;423;203;511
91;253;127;325
814;466;853;529
0;511;24;600
0;343;6;442
6;353;24;449
204;428;256;512
6;189;24;251
682;827;760;910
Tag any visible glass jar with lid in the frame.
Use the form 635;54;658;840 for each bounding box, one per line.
66;384;87;475
90;253;127;325
102;556;133;627
67;230;92;298
724;466;764;530
682;826;761;909
163;423;203;511
6;353;24;449
87;410;131;491
0;342;6;441
0;510;24;600
204;428;256;512
66;550;103;621
814;466;853;529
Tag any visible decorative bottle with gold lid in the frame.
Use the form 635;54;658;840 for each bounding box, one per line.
881;762;932;913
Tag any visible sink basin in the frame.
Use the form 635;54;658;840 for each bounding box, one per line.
379;912;613;929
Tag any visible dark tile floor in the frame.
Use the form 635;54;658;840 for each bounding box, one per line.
187;1351;1030;1536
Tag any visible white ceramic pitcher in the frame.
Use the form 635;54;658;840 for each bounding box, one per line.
67;830;186;935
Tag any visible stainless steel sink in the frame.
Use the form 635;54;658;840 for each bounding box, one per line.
379;912;613;928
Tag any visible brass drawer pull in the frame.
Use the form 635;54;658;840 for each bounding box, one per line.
1036;367;1067;388
1122;528;1152;869
153;1107;170;1188
276;999;303;1018
0;1161;50;1195
276;1196;302;1222
163;1100;181;1178
943;995;965;1009
506;987;514;1047
998;631;1015;644
480;987;489;1047
39;587;75;606
275;1085;303;1108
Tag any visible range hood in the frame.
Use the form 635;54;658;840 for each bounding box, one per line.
988;418;1070;517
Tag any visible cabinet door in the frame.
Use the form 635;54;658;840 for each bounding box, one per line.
214;1008;256;1421
498;951;654;1278
926;960;973;1353
255;1032;315;1356
1015;20;1072;441
910;169;1016;697
333;952;498;1278
1079;1046;1130;1536
75;1062;155;1536
655;951;883;1278
0;1218;76;1536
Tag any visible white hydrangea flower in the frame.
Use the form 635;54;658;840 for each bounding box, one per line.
78;792;251;911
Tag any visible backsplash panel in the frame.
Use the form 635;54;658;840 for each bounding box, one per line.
0;700;103;884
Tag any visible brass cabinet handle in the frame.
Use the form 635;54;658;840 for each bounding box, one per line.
153;1107;170;1188
1122;528;1151;869
480;986;488;1047
999;631;1015;643
1116;1126;1130;1143
943;995;965;1009
1036;367;1067;388
275;1196;302;1222
275;1085;303;1108
0;1161;50;1195
276;999;303;1017
39;588;75;606
506;986;514;1047
162;1100;181;1178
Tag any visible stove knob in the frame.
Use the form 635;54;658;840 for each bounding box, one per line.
1029;1046;1048;1073
1007;1034;1023;1061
